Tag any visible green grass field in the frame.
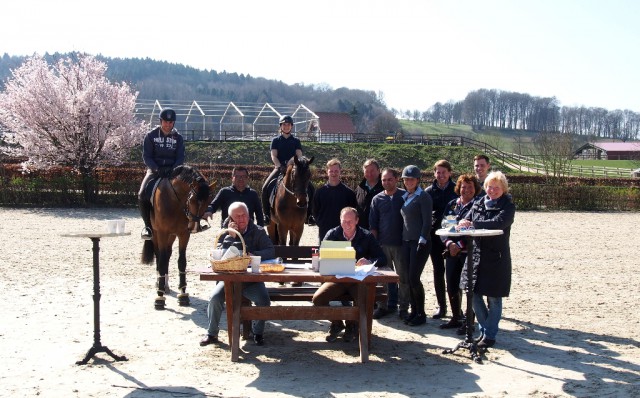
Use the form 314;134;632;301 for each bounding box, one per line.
572;159;639;168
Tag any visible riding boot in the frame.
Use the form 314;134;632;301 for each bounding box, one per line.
139;199;153;240
433;276;448;318
261;177;272;225
306;183;316;225
440;291;464;329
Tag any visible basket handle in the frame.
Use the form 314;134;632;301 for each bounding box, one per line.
213;227;247;256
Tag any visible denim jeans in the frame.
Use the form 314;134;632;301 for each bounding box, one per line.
207;281;271;337
473;294;502;340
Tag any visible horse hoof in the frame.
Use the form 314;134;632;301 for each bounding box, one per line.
154;296;166;310
178;293;190;306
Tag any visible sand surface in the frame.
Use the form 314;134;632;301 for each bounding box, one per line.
1;208;638;397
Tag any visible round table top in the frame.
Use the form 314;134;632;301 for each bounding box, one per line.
435;228;503;237
61;231;132;238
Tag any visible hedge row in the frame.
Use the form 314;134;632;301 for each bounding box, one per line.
1;163;639;210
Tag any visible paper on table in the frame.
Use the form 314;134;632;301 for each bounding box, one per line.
336;262;377;280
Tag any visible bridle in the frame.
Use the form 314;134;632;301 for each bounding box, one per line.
168;172;211;232
282;162;309;206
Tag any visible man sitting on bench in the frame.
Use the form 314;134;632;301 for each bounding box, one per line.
200;202;275;347
311;207;387;343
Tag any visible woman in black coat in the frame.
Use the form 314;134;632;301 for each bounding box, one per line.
458;171;515;349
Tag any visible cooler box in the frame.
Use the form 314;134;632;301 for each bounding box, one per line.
319;240;356;275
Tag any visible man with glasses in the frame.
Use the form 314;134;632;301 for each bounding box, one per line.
203;166;264;227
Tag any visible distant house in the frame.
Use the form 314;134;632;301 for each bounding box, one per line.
310;112;356;142
574;142;640;160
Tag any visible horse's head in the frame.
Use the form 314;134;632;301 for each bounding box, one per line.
286;155;314;208
173;165;216;233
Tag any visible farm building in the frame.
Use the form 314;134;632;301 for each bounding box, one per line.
574;142;640;160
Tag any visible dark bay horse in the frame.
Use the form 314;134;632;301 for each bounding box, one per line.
267;155;314;245
141;165;215;309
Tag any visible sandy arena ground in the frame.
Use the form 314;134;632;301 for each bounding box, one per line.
0;208;639;397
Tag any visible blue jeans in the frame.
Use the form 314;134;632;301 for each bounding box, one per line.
207;281;271;337
473;294;502;340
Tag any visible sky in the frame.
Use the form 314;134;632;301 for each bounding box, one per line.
3;0;640;113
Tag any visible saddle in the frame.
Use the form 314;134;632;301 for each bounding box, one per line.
267;173;286;208
142;176;163;206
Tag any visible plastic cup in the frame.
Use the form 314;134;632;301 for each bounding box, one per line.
250;256;261;273
106;220;118;233
210;249;224;260
116;219;125;234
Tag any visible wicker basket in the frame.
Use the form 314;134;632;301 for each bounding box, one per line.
210;228;251;273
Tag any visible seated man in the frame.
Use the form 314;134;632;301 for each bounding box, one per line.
311;207;387;343
200;201;275;347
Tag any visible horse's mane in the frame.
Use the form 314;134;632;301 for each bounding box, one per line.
171;165;210;200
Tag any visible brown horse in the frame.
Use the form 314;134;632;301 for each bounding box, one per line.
267;155;314;245
141;165;215;310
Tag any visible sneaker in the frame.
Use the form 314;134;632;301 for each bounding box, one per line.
141;227;153;240
373;307;391;319
398;309;409;320
343;325;358;342
325;323;345;343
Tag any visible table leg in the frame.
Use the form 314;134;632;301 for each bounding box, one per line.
357;283;369;363
77;237;127;365
442;236;482;363
223;282;234;346
231;282;243;362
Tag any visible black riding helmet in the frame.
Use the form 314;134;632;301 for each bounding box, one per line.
279;115;294;125
159;108;177;122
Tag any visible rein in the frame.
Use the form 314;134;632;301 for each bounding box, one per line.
282;166;306;197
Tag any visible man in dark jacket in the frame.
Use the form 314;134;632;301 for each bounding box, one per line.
355;159;383;230
312;158;358;242
312;207;387;343
425;159;457;319
138;108;185;240
203;166;263;227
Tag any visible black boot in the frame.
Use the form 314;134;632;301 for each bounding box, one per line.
139;199;153;240
261;185;271;225
440;291;464;329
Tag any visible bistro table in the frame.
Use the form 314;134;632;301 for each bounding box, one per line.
61;231;131;365
199;267;399;363
435;227;503;364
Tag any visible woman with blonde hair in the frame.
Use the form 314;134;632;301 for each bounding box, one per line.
458;171;515;348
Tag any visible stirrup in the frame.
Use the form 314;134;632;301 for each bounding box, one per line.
141;227;153;240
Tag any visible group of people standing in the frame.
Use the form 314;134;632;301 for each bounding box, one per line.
138;111;514;350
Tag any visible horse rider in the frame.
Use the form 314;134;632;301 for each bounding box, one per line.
261;115;315;225
138;108;185;240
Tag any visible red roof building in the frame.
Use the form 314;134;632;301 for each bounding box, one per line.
574;142;640;160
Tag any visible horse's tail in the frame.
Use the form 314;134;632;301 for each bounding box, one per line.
141;239;155;264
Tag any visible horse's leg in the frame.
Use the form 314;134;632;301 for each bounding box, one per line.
278;224;289;246
154;233;172;310
291;223;304;246
154;241;167;310
176;232;191;306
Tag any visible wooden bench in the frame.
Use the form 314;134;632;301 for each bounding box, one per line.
241;245;388;339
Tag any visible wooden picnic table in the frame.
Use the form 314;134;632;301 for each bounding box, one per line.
199;266;399;363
